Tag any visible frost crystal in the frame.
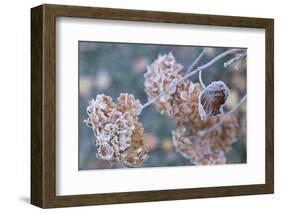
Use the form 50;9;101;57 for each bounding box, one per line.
86;93;148;167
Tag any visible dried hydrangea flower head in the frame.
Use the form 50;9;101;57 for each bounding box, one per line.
198;81;229;119
172;114;238;165
144;52;183;104
144;52;201;123
85;93;148;167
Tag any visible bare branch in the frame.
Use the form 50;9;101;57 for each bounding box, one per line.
224;52;247;68
198;68;206;89
186;48;206;73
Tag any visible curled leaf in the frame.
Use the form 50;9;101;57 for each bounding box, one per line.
198;81;229;119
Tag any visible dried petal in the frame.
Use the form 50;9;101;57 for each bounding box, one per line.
117;93;142;114
97;143;114;161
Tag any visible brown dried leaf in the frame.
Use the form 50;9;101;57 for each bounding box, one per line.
199;81;229;119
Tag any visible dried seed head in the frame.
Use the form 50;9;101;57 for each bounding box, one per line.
198;81;229;119
86;94;148;167
144;52;202;123
172;114;238;165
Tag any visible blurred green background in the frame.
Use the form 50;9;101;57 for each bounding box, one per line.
79;41;247;170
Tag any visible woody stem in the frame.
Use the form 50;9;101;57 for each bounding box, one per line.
198;68;206;89
186;48;207;73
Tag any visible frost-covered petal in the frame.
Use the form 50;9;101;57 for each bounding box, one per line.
97;143;114;161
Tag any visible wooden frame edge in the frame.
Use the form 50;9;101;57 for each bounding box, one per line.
31;4;274;208
31;5;44;208
265;18;274;194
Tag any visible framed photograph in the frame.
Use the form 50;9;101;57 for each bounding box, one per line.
31;4;274;208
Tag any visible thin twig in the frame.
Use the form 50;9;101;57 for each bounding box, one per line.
140;48;243;113
224;52;247;68
186;48;207;73
202;94;247;136
198;68;206;89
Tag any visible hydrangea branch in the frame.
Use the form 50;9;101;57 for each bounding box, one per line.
186;48;207;73
224;52;247;68
198;68;206;89
140;48;243;113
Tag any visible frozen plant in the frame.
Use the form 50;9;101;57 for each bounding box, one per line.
143;49;247;165
85;93;148;167
86;48;247;167
172;114;238;165
198;81;229;119
144;52;202;123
